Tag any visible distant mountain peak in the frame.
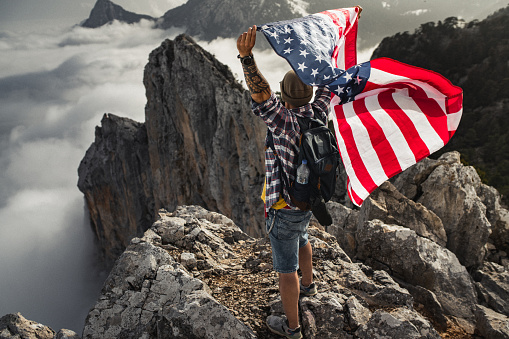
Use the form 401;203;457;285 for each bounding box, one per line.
81;0;155;28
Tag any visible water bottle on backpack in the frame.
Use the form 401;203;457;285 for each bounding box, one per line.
296;159;310;184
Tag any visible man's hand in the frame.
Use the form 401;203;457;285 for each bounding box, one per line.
237;25;257;57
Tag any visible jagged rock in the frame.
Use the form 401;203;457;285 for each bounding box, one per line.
158;0;296;41
82;214;256;338
0;313;55;339
356;308;441;339
356;219;477;322
473;262;509;316
143;35;266;237
78;35;266;263
393;151;491;269
55;329;81;339
78;113;154;262
78;205;448;338
346;296;372;331
475;305;509;339
359;181;447;247
81;0;154;28
477;183;509;257
325;201;359;258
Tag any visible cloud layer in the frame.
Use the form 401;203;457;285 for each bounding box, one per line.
0;20;183;332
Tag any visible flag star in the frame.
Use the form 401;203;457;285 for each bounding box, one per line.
355;76;362;85
284;26;293;34
270;31;278;39
284;37;294;44
311;68;319;77
344;72;353;81
315;55;324;63
300;50;309;58
324;75;331;80
297;62;308;72
335;87;345;95
283;47;293;54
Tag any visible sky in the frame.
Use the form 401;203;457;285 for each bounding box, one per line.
0;0;506;334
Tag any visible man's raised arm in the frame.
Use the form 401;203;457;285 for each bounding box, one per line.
236;25;272;103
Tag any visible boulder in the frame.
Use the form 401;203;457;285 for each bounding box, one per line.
475;305;509;339
359;181;447;247
0;313;55;339
82;211;256;339
473;262;509;316
356;308;441;339
356;219;477;322
325;201;359;258
394;151;491;269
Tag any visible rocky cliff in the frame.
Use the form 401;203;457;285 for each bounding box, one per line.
78;34;266;263
6;155;509;338
81;0;154;28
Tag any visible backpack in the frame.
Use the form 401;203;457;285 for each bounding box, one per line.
267;110;341;225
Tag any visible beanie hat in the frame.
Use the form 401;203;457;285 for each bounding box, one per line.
280;70;313;107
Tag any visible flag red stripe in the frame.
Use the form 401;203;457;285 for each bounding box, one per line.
347;179;364;206
352;99;402;177
447;93;463;114
370;58;463;98
334;104;378;193
409;86;450;146
377;90;430;161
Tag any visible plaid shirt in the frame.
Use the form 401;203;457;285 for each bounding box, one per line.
251;87;332;212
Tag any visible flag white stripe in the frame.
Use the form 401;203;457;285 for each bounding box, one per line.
447;110;463;131
331;96;370;199
342;103;388;185
391;89;445;152
363;94;417;170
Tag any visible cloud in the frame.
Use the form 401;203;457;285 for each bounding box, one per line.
0;20;182;332
402;9;430;16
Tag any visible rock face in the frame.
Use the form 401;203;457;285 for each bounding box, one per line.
81;0;154;28
326;151;509;336
82;205;441;339
78;114;154;261
0;313;80;339
78;35;266;263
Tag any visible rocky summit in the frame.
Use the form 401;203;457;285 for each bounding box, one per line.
6;151;509;338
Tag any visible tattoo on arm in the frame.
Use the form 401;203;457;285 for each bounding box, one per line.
242;59;271;100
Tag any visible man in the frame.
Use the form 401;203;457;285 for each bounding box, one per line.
237;25;332;339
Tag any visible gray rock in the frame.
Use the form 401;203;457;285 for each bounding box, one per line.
55;329;81;339
473;262;509;316
413;152;491;269
356;219;477;321
82;210;256;339
0;313;55;339
477;183;509;256
81;0;154;28
356;308;441;339
359;181;447;247
475;305;509;339
325;201;359;258
346;296;372;330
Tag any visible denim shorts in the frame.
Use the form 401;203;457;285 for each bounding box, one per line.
266;208;312;274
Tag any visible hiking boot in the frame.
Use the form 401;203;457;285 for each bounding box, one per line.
266;315;302;339
300;281;317;296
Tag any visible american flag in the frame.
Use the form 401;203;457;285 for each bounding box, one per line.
259;8;463;206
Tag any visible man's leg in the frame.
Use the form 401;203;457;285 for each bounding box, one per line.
279;271;300;329
299;242;313;287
